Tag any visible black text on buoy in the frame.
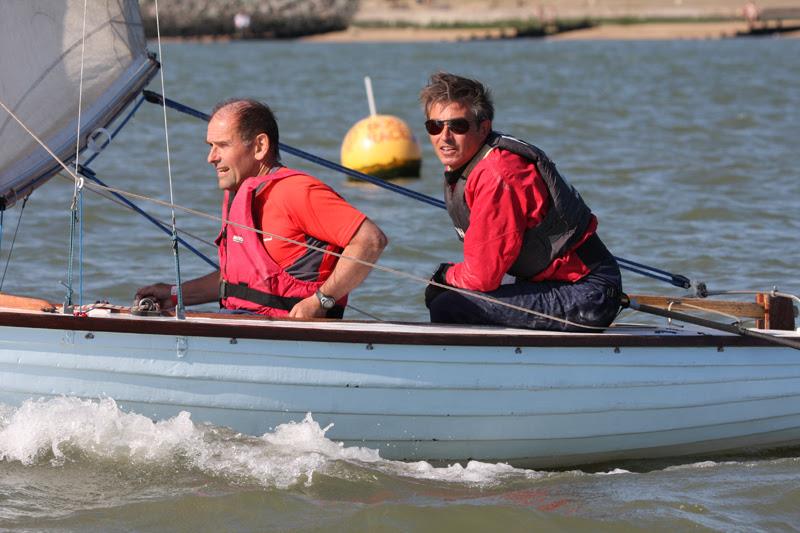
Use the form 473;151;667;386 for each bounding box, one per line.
340;77;421;180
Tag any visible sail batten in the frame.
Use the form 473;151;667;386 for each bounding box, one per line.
0;0;158;209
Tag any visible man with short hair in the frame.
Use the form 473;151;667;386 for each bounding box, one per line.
420;72;621;331
136;99;387;318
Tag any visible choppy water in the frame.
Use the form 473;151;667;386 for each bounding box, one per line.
1;38;799;531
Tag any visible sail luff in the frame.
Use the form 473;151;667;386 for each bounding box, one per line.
0;0;159;209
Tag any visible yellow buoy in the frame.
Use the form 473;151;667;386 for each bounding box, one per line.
341;114;422;180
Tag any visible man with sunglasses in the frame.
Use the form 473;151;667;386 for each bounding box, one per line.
420;72;622;331
135;98;387;318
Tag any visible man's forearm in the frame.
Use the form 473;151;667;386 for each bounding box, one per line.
318;220;387;300
178;270;221;305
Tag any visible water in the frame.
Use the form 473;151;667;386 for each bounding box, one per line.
1;38;799;530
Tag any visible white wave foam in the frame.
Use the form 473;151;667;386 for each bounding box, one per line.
663;460;745;472
0;398;546;488
594;468;632;475
0;397;196;465
380;458;543;484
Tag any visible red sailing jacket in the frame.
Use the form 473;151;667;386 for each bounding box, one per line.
445;148;598;291
216;169;333;316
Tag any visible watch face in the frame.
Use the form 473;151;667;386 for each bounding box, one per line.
317;290;335;309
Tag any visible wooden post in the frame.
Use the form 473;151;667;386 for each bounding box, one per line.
756;293;796;330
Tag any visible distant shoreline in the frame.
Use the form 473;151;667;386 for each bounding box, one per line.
150;18;800;43
151;20;800;44
301;20;800;42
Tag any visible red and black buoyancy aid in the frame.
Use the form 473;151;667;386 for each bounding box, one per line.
215;169;337;316
444;131;595;279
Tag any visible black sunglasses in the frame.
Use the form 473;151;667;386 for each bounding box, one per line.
424;118;471;135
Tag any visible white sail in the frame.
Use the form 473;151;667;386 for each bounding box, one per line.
0;0;158;209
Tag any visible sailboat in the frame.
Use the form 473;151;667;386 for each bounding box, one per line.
1;0;799;469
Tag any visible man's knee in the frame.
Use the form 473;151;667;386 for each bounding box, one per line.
429;291;485;324
428;291;456;323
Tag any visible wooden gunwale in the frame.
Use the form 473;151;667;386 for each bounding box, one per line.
0;308;791;349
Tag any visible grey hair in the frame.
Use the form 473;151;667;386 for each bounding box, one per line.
419;72;494;122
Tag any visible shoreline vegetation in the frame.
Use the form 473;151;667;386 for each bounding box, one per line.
139;0;800;42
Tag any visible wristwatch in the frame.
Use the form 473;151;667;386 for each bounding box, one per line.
315;289;336;310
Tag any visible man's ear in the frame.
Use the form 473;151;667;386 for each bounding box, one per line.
478;119;492;137
253;132;270;161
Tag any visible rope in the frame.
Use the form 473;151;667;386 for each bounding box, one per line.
64;189;80;311
76;166;218;268
65;169;381;320
74;0;88;178
679;301;741;323
80;95;220;268
152;0;185;320
706;288;800;307
63;0;89;313
69;179;607;330
343;302;384;321
0;101;603;329
0;196;29;292
143;91;698;290
9;95;800;333
82;96;147;168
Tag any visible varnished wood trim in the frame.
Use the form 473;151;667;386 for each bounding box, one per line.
0;310;787;348
627;294;764;318
0;293;57;312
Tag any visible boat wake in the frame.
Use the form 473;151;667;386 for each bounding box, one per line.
0;397;553;489
2;397;799;530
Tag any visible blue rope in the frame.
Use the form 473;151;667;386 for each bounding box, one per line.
79;190;84;309
79;166;218;269
142;91;446;209
75;95;218;269
142;91;693;290
615;257;691;289
170;226;185;319
64;200;77;311
82;95;146;168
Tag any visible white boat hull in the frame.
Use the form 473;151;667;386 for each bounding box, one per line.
1;309;799;467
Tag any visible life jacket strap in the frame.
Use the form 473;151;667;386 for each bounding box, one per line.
219;280;302;311
219;280;346;318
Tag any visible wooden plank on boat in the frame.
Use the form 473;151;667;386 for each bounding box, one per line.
626;294;764;318
0;292;57;312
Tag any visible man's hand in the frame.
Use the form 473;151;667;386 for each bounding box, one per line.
134;283;174;310
424;262;452;309
289;295;327;319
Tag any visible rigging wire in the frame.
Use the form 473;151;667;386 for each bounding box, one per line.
72;95;219;267
0;99;603;331
142;91;697;290
706;288;800;307
0;196;30;292
76;166;218;268
4;95;796;332
152;0;186;320
64;0;90;313
82;95;146;168
63;168;382;321
68;178;608;331
8;95;798;333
